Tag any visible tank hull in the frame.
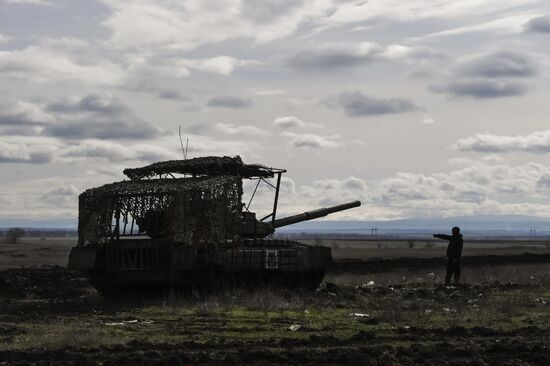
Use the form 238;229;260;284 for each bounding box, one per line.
68;239;331;296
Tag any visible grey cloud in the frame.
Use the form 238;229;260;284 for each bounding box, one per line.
288;48;373;70
1;94;162;140
537;173;550;189
241;0;302;22
0;45;124;85
41;184;79;206
206;96;253;109
0;152;51;163
454;130;550;153
287;43;441;71
437;79;528;99
0;114;42;126
0;34;12;44
60;142;127;161
285;132;338;149
60;141;177;163
379;178;434;201
158;90;185;100
44;119;161;140
407;65;442;79
454;134;504;152
279;177;295;193
184;124;212;135
132;147;177;163
337;90;420;117
454;51;537;78
46;93;128;115
342;177;367;190
288;162;550;219
215;123;268;137
525;16;550;33
0;141;53;164
292;137;331;148
4;0;57;5
0;98;53;126
312;179;340;190
184;123;267;137
373;162;550;207
85;1;537;54
42;93;162;140
273;116;323;129
0;126;40;136
273;116;305;129
432;50;536;99
183;104;202;112
121;78;190;101
45;185;79;196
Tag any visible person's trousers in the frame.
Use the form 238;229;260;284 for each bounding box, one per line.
445;257;461;284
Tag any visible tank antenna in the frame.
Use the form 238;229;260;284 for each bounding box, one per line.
178;125;185;158
184;137;189;160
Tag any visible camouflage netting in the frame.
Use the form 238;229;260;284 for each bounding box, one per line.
78;176;243;246
123;156;277;180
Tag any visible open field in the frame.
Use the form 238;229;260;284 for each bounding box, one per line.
313;238;550;259
0;237;76;269
1;238;550;365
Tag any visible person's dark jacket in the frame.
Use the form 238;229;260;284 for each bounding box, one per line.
433;234;463;258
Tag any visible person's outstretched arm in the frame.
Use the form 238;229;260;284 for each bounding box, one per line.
433;234;452;240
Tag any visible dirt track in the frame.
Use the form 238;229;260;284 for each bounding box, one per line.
1;258;550;365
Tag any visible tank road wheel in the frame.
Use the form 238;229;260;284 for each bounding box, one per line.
296;270;325;291
88;269;118;298
275;270;325;290
308;269;326;290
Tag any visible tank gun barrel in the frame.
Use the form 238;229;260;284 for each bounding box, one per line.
272;200;361;228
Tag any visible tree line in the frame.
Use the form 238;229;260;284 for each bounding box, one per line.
0;228;77;244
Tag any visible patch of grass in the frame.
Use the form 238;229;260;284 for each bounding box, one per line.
5;321;122;350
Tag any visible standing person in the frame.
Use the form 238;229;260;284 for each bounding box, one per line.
433;227;463;285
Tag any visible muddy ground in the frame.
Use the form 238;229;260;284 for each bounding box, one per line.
1;256;550;365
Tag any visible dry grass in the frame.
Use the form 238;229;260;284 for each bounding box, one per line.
13;322;116;350
159;287;309;315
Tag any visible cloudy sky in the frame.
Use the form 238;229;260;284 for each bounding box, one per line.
1;0;550;225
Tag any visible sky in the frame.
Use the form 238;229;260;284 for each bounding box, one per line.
1;0;550;225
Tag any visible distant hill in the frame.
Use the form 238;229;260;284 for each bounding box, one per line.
275;215;550;236
0;218;77;229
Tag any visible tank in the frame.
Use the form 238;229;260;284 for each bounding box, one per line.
68;156;361;296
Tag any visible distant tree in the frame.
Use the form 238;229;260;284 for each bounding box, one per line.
313;236;323;246
6;228;26;244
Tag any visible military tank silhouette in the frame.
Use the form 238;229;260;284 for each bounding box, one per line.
68;156;361;296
